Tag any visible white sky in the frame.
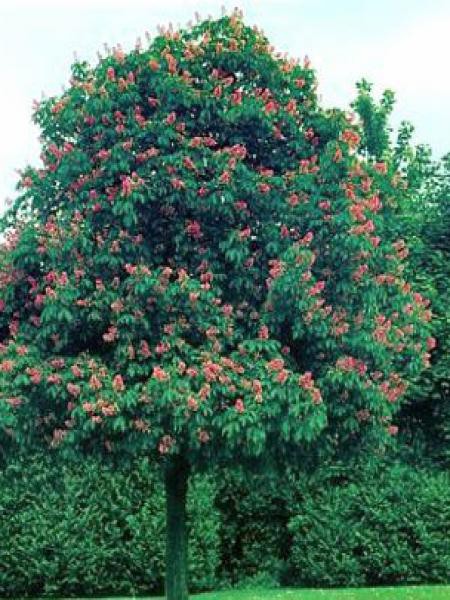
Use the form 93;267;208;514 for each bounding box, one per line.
1;0;450;213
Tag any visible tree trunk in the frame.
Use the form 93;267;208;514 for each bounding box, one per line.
165;456;189;600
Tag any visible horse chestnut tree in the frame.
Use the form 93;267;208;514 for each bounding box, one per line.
0;10;433;600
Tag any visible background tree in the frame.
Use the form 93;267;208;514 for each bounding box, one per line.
352;82;448;465
0;10;432;600
398;151;450;464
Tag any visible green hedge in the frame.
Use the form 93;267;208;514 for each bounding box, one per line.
217;464;450;587
1;456;449;596
0;455;219;597
287;464;450;587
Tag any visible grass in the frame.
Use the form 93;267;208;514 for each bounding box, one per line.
87;587;450;600
181;587;450;600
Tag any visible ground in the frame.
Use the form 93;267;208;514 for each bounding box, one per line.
183;588;449;600
103;587;450;600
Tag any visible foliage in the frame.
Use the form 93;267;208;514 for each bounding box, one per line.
287;463;450;587
0;11;433;471
398;153;450;465
216;468;291;585
351;80;395;160
0;454;219;597
1;454;449;596
352;83;449;465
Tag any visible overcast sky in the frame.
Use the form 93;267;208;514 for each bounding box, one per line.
1;0;449;213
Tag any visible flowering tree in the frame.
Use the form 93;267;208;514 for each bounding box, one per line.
0;10;433;600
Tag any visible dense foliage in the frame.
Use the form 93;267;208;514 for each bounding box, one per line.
0;455;219;596
0;12;432;466
1;457;449;596
398;154;450;464
351;82;449;465
287;464;450;587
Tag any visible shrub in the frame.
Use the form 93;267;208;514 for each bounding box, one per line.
216;469;291;585
0;455;219;597
287;463;450;586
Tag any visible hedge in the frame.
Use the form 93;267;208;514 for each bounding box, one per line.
0;454;219;597
1;456;449;596
287;463;450;586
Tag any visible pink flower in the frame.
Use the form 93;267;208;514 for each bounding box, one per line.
203;361;222;382
265;100;278;114
280;225;290;238
299;372;314;390
239;226;251;239
235;399;245;413
187;397;198;411
219;170;231;184
71;365;83;378
139;340;152;358
67;383;81;397
258;325;269;339
6;397;22;408
426;337;437;350
288;193;299;206
231;89;242;105
387;425;398;436
222;304;233;317
276;370;289;384
301;231;314;245
112;374;125;392
101;404;116;416
171;178;185;190
198;430;210;443
308;281;325;296
268;259;284;280
353;264;369;281
26;367;41;384
103;326;118;343
121;177;133;197
106;66;115;81
166;111;177;125
58;271;69;285
374;162;387;174
267;358;284;372
185;220;202;239
153;366;169;381
89;375;102;390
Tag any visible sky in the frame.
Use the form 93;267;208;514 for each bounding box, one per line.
1;0;449;213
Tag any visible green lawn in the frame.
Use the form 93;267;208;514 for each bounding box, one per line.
181;587;449;600
86;587;450;600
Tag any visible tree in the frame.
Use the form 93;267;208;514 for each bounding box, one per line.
398;151;450;465
0;10;432;599
352;81;448;465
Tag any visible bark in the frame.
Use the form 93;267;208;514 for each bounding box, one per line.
165;456;189;600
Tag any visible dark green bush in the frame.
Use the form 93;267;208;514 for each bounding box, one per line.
0;454;219;597
1;456;449;595
287;463;450;587
216;469;291;585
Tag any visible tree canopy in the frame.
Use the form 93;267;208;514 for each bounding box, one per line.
0;11;433;466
